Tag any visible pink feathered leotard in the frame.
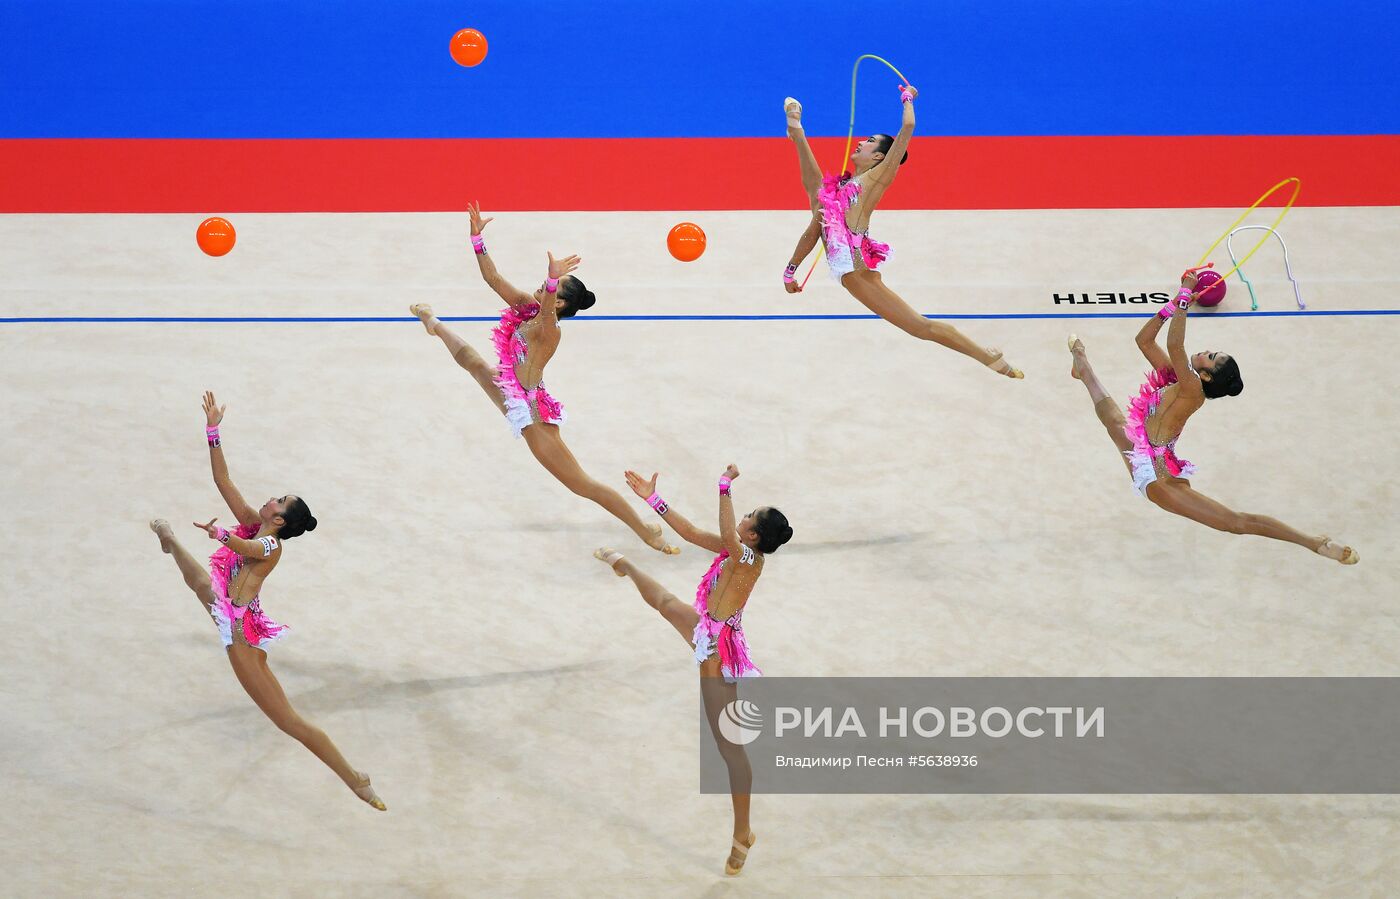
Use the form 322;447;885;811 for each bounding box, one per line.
818;173;892;282
691;548;762;683
491;302;567;438
207;522;288;650
1123;366;1198;497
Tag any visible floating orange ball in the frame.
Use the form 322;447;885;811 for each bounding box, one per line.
450;28;488;67
196;217;236;257
667;222;706;262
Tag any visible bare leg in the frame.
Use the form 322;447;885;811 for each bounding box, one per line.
226;643;387;810
524;425;679;554
409;303;506;414
1068;336;1136;477
593;548;698;640
785;98;822;208
843;271;1024;378
699;663;755;875
1149;484;1358;564
150;519;218;611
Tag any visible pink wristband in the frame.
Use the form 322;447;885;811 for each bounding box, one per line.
783;264;797;284
215;526;230;543
646;492;669;515
471;234;486;255
718;476;732;496
900;85;914;103
1158;287;1195;318
544;276;560;293
206;426;221;447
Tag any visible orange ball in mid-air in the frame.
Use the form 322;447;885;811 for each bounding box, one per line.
197;217;236;257
667;222;706;262
450;28;488;67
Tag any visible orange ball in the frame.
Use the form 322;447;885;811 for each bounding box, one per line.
667;222;706;262
450;28;488;67
197;217;236;257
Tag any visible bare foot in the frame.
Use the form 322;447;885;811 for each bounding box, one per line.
352;771;387;811
725;831;756;876
784;97;803;132
409;303;439;336
593;547;627;576
984;348;1024;379
1068;334;1088;380
1316;537;1359;565
150;519;174;553
644;523;681;555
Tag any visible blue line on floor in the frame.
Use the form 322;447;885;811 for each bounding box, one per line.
2;310;1398;324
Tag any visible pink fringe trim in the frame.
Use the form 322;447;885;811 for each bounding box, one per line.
694;552;761;680
818;174;891;271
490;303;565;425
1123;366;1194;478
207;522;287;648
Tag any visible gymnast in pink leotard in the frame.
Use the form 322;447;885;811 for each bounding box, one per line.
410;203;679;556
1068;270;1357;564
593;464;792;877
149;391;386;810
779;86;1023;379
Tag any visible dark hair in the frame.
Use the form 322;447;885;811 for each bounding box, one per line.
872;133;909;166
754;508;793;554
558;275;596;319
278;496;318;540
1202;356;1243;399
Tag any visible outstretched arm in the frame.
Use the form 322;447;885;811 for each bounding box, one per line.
717;464;743;556
1164;272;1203;395
1134;306;1172;371
625;471;725;553
783;216;823;293
194;517;281;561
533;251;581;330
869;85;917;186
202;392;258;527
468;202;534;307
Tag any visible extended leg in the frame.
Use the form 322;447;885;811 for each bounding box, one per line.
845;272;1023;377
150;519;218;611
523;425;679;554
1068;336;1136;477
1150;484;1358;564
409;303;506;414
226;643;387;810
699;666;755;875
593;549;698;641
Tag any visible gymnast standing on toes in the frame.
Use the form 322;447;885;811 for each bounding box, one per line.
410;203;678;555
1068;270;1357;564
594;465;792;876
149;392;386;810
781;87;1023;378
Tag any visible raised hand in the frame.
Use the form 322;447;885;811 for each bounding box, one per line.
193;517;222;539
202;391;226;427
899;84;918;103
721;463;740;481
1181;270;1200;289
625;470;660;500
547;252;581;279
468;201;494;236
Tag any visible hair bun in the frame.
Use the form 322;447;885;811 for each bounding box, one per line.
576;289;597;311
305;516;318;532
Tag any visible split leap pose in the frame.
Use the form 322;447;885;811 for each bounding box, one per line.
1068;271;1357;564
594;465;793;874
781;87;1023;378
149;392;386;810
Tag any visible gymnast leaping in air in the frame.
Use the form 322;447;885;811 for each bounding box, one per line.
1068;270;1357;564
149;392;386;810
410;204;679;555
594;465;792;876
781;85;1023;379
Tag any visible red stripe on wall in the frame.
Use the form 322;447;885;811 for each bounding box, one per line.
1;136;1395;212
